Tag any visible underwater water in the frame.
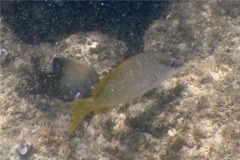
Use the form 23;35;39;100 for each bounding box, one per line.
0;1;240;159
1;1;170;57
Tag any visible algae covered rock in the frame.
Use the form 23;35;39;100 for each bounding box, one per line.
0;1;239;159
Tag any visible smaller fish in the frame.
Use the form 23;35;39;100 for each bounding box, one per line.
53;57;99;100
69;52;183;134
31;57;99;101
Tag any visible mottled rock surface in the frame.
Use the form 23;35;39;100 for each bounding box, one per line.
0;1;239;159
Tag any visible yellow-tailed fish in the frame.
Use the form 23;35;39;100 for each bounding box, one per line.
69;52;183;134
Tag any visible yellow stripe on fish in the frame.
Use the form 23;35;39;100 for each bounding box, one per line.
69;52;183;134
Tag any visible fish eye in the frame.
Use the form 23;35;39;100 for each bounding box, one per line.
170;60;175;68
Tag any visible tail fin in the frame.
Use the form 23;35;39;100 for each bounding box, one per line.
69;98;95;135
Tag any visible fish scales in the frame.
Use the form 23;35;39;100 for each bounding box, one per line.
69;52;183;134
93;53;174;106
54;58;99;100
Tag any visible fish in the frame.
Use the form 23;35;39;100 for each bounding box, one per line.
69;52;183;134
52;57;99;100
31;57;99;101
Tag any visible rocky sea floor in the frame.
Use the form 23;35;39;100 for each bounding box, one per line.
0;1;240;159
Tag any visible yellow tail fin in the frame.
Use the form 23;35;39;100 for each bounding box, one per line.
69;97;112;135
69;98;95;135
